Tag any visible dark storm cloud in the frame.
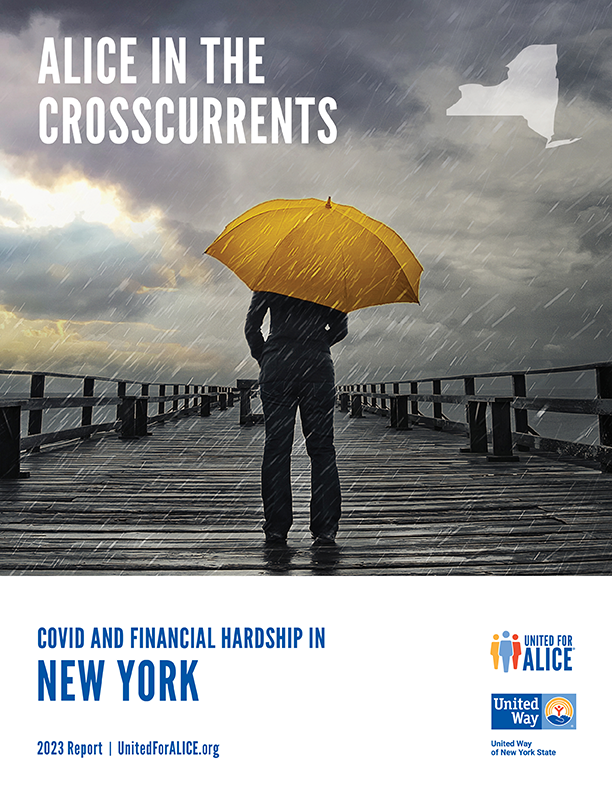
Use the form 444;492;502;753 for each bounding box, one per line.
558;34;612;108
534;191;612;258
161;217;216;258
421;256;474;294
258;35;427;134
417;1;612;106
576;207;612;257
0;0;182;34
1;267;157;319
160;217;235;283
0;0;426;35
409;140;475;170
0;220;170;319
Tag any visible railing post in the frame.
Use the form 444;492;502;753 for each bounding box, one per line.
219;392;227;411
370;383;377;409
390;383;399;427
380;382;387;410
119;395;137;439
461;377;488;454
396;394;409;430
158;384;166;418
206;385;217;410
227;390;234;408
410;382;419;420
135;397;150;437
200;390;211;417
136;384;149;436
512;373;530;451
237;380;256;425
239;383;250;424
0;405;28;478
433;379;442;428
81;377;94;432
173;384;179;413
596;365;612;473
28;373;45;452
488;398;519;462
350;393;363;418
116;382;126;422
339;392;349;412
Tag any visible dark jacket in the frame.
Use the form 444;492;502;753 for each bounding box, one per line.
245;291;348;364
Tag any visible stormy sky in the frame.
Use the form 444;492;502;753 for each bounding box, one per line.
0;0;610;388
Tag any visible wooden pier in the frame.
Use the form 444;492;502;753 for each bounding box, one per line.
1;405;611;576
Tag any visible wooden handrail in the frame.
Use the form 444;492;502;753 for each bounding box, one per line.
0;368;238;478
340;361;612;472
337;390;612;415
391;360;612;384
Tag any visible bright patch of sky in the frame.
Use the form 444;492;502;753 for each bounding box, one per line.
0;159;163;237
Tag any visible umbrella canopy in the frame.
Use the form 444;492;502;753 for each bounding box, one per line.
205;197;423;313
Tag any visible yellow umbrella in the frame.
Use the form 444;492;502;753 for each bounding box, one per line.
205;196;423;313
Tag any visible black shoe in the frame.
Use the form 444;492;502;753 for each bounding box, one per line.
311;534;337;546
264;533;288;546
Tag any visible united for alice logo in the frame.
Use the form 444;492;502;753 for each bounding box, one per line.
490;632;574;672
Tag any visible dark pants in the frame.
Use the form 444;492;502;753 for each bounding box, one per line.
259;347;341;539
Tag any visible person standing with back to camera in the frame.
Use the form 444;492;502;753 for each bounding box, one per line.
245;290;348;546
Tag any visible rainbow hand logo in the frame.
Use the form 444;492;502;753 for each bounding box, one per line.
545;696;574;726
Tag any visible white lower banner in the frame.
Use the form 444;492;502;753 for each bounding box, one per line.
1;576;608;790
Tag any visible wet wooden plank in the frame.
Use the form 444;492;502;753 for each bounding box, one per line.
1;409;611;575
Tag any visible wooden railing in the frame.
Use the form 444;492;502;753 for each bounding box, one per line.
5;362;611;480
0;368;236;479
339;361;612;473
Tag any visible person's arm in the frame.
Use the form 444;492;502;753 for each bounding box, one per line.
326;310;348;346
244;291;269;362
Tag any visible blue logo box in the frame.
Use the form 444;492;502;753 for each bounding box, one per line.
492;694;576;730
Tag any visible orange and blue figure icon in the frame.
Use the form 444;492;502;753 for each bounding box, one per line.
512;634;522;669
490;634;500;669
499;631;514;672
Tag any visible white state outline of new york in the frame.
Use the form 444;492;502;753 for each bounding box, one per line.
446;44;580;148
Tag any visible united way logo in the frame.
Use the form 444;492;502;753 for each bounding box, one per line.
491;694;576;730
545;696;574;726
491;631;521;672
